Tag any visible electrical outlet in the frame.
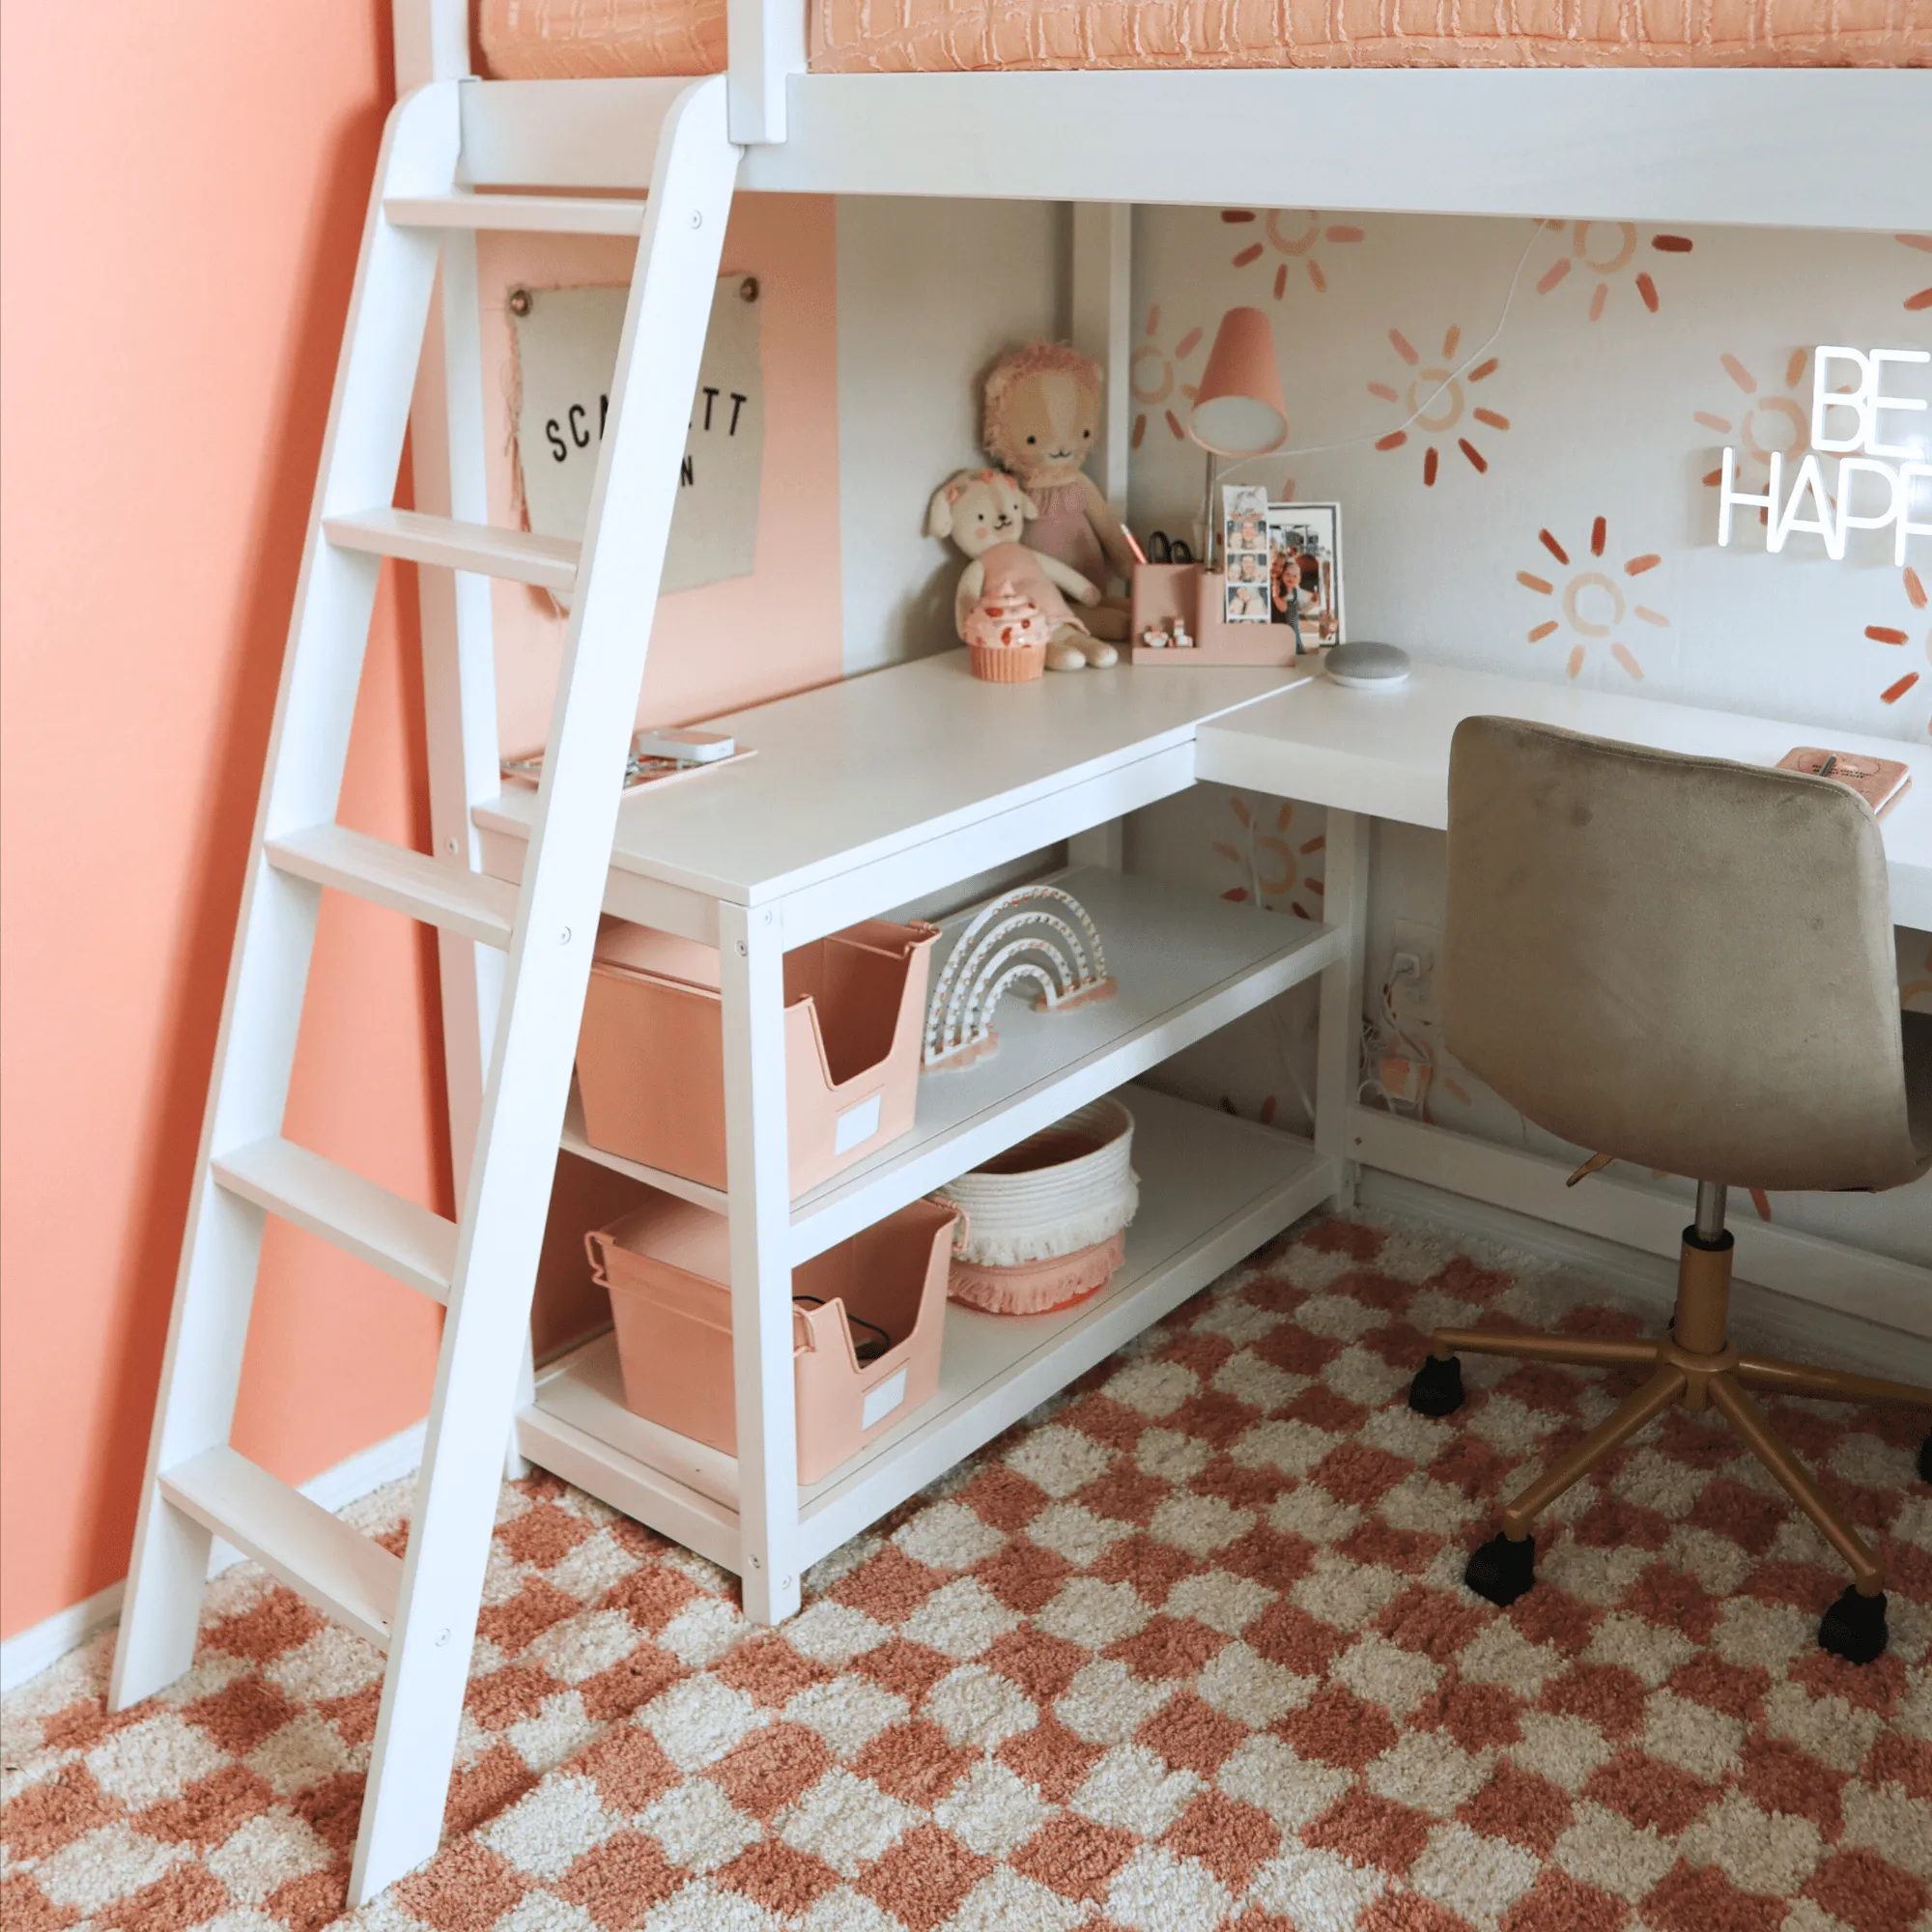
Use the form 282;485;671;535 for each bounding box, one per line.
1391;920;1440;1014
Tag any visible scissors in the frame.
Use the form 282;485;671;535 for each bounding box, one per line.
1144;530;1195;565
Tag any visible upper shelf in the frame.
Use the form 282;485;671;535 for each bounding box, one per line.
458;71;1932;233
475;656;1303;935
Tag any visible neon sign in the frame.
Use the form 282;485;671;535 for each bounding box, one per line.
1717;346;1929;562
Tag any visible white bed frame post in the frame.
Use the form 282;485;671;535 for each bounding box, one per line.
1314;809;1370;1209
1068;203;1133;872
394;4;524;1465
395;8;500;1208
721;902;804;1623
727;0;806;143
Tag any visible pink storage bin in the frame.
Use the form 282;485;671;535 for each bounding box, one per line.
585;1193;957;1484
577;917;937;1199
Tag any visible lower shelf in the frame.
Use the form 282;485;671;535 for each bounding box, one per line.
518;1084;1338;1576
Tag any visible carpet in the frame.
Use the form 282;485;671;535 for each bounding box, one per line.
5;1214;1929;1932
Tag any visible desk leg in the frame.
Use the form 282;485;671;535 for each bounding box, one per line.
1315;810;1370;1212
1069;820;1124;869
720;902;803;1625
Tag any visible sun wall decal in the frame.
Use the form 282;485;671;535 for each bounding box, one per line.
1695;348;1815;496
1219;209;1364;299
1518;517;1667;681
1902;233;1932;313
1535;221;1692;321
1367;326;1508;486
1212;793;1324;923
1128;305;1205;449
1865;563;1929;725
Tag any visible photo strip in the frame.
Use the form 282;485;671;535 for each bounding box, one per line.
1265;501;1343;656
1222;484;1271;623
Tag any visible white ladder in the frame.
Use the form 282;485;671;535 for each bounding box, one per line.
109;75;741;1905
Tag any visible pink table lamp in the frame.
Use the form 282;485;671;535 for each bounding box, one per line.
1187;306;1288;564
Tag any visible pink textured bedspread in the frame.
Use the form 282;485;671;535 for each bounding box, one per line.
478;0;1928;74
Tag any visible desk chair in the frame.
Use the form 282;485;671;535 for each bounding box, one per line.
1407;717;1932;1662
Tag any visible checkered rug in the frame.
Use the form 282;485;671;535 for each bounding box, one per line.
6;1215;1930;1932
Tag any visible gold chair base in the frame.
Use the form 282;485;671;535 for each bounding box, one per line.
1428;1230;1932;1600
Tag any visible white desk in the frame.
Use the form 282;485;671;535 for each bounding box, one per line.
1197;661;1932;932
479;655;1343;1621
1195;658;1932;1333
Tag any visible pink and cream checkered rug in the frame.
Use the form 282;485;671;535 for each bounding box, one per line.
6;1215;1930;1932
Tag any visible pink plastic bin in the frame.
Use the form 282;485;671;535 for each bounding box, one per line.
585;1193;958;1485
576;917;937;1199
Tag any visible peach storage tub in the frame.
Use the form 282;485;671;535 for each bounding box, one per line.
585;1193;957;1484
577;917;937;1199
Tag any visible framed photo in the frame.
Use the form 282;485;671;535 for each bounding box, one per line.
1222;484;1272;623
1265;502;1343;656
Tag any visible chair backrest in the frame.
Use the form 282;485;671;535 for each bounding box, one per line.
1442;716;1918;1192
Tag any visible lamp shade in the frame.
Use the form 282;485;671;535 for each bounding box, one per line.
1189;306;1288;457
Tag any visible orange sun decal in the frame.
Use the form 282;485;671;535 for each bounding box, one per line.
1212;794;1325;922
1518;518;1667;682
1368;326;1508;486
1696;348;1815;497
1865;563;1930;728
1129;304;1205;449
1902;233;1932;313
1536;222;1692;321
1220;209;1364;299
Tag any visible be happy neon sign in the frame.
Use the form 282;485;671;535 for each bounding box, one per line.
1718;346;1929;562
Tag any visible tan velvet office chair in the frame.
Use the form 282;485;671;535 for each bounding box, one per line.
1408;717;1932;1662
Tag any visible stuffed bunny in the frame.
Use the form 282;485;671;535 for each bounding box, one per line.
982;343;1136;643
924;469;1117;671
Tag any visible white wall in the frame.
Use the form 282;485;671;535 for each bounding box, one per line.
836;197;1068;673
1123;207;1931;1266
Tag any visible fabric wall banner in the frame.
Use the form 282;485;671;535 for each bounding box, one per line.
511;276;763;601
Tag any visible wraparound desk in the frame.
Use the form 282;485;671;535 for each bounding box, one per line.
1194;659;1932;1338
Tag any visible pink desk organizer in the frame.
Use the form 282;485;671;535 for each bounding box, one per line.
577;917;937;1199
586;1192;957;1484
1130;562;1309;668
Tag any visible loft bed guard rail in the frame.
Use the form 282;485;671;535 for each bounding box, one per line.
399;2;1932;227
408;0;1931;155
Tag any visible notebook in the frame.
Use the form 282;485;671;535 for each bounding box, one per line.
1777;747;1912;817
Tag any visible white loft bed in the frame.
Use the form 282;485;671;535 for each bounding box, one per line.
110;0;1932;1906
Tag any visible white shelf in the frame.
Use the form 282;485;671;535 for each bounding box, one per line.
561;865;1343;1262
520;1085;1338;1574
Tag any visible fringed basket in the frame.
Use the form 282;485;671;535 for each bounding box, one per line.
939;1097;1136;1315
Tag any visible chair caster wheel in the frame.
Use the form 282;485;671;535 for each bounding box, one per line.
1408;1353;1465;1417
1918;1432;1930;1485
1819;1586;1888;1664
1465;1531;1536;1606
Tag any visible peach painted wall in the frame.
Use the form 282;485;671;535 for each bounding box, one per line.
0;4;843;1639
0;1;448;1642
475;196;842;752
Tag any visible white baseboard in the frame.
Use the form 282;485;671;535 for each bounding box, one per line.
1358;1170;1932;1384
0;1418;427;1697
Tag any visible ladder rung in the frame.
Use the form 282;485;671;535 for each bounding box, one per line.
385;193;646;237
268;823;518;948
213;1138;457;1303
159;1448;401;1651
325;509;579;592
